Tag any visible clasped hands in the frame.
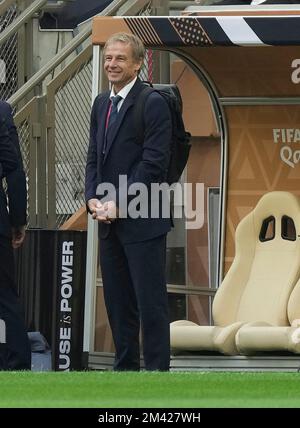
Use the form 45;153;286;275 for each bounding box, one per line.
88;198;119;224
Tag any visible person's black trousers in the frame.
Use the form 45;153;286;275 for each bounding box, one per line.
100;230;170;371
0;236;31;370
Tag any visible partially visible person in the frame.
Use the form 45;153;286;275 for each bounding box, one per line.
0;116;18;178
0;100;31;370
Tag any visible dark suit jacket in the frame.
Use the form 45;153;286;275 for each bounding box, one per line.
0;101;27;238
85;78;172;244
0;116;18;178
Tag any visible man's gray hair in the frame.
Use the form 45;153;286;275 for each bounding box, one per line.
104;32;145;63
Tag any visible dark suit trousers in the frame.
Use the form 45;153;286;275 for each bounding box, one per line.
0;237;31;370
99;229;170;371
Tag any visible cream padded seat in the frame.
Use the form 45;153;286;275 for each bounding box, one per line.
171;192;300;355
236;281;300;355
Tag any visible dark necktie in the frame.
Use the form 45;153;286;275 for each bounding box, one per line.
103;95;122;155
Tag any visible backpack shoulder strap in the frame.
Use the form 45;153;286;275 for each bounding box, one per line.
134;84;155;145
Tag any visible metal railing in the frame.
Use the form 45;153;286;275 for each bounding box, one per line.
0;0;60;101
0;1;20;100
0;0;47;47
8;0;139;107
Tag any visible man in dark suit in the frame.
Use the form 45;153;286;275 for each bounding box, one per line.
0;101;31;370
85;33;172;371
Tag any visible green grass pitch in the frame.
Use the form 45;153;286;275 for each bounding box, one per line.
1;371;300;407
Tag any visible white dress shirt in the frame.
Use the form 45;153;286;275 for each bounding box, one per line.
110;76;138;112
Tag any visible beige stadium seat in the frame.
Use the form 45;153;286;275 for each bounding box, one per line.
236;276;300;355
171;191;300;355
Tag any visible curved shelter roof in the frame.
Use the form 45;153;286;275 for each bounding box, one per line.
92;5;300;47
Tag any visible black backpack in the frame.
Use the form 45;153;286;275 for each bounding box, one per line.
134;82;191;185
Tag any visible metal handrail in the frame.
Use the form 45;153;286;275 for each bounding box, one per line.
0;0;48;47
8;0;146;107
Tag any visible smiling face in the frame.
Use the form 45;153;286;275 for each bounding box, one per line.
104;41;143;93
